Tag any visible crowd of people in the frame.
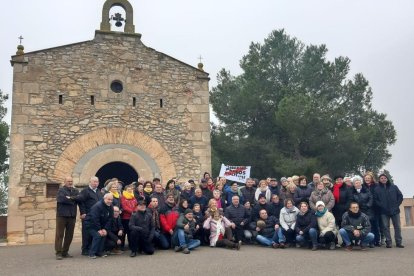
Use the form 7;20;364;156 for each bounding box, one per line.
54;171;405;260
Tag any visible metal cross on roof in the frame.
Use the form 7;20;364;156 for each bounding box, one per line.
18;35;24;45
198;55;203;63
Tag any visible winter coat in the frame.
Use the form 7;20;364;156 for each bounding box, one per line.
295;210;317;234
189;195;208;211
332;184;353;223
251;203;273;222
352;187;373;218
374;182;403;216
240;186;257;205
341;211;371;238
257;216;280;238
129;209;154;240
120;196;137;220
203;216;232;246
159;203;180;234
279;207;299;231
78;186;102;216
309;188;335;211
254;188;272;203
224;204;249;226
56;186;80;218
269;202;283;218
316;211;337;236
225;189;244;206
363;182;380;215
84;200;113;231
201;187;213;201
175;214;198;239
293;185;313;206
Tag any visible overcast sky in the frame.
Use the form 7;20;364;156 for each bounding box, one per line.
1;0;413;196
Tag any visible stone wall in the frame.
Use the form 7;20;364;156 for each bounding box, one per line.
8;30;211;244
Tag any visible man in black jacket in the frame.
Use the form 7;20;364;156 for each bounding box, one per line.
224;195;250;242
129;199;155;257
104;205;124;254
374;174;404;248
78;176;102;255
55;176;80;260
84;193;114;258
240;178;257;206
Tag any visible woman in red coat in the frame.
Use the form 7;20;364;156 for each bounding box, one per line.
120;184;138;250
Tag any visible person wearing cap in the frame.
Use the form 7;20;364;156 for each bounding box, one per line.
321;174;333;190
332;175;353;227
255;209;281;248
278;199;299;248
339;202;374;251
374;174;404;248
129;199;155;257
173;209;201;254
315;201;337;250
309;181;335;212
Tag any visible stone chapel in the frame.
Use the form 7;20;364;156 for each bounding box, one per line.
7;0;211;244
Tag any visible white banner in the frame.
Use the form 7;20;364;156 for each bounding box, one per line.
219;164;251;184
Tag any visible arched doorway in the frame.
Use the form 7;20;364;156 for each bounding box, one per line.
96;161;138;189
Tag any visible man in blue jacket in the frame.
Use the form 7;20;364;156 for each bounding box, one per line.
374;174;404;248
84;193;114;258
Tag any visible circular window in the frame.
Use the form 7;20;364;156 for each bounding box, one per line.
110;80;123;93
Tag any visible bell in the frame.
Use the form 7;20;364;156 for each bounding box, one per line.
115;21;122;27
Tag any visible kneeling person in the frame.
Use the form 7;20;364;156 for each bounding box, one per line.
174;209;201;254
129;199;155;257
339;202;374;251
255;209;281;248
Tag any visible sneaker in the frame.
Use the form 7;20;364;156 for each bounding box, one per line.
56;254;63;260
236;241;242;250
272;243;279;249
345;245;353;251
396;244;405;248
174;246;183;252
182;248;190;254
329;242;336;250
89;255;97;259
62;253;73;258
279;243;285;249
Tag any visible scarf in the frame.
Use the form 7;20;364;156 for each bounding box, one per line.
285;206;295;213
299;209;308;216
144;187;153;193
212;219;225;246
333;183;342;203
111;191;120;199
122;190;134;200
315;208;327;217
151;207;161;229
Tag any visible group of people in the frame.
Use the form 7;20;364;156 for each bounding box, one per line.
54;171;404;260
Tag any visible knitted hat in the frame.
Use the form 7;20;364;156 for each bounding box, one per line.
280;177;287;182
184;209;193;215
316;201;325;207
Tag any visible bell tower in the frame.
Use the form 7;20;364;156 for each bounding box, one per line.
100;0;135;33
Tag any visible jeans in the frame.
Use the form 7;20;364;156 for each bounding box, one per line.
154;230;170;249
88;229;105;256
339;228;375;246
381;214;402;245
176;229;201;250
256;231;278;246
296;228;318;246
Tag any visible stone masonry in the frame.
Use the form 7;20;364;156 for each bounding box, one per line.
7;0;211;245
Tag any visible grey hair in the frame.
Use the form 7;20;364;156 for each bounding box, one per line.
352;176;363;185
90;176;99;182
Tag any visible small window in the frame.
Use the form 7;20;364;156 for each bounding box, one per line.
160;99;163;108
110;80;123;93
132;97;136;107
91;95;95;105
46;183;60;198
59;95;63;104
